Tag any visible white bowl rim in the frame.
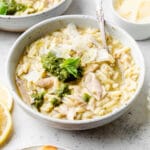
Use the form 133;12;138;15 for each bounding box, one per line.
0;0;67;19
6;15;145;125
111;0;150;26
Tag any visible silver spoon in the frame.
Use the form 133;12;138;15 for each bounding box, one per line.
96;0;115;63
96;0;109;52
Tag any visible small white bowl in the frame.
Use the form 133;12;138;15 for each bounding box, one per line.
21;145;68;150
0;0;72;32
6;15;145;130
111;0;150;40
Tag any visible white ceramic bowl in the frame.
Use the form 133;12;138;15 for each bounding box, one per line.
111;0;150;40
6;15;145;130
0;0;72;32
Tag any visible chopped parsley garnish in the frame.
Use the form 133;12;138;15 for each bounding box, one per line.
41;52;83;82
60;58;81;78
31;91;45;111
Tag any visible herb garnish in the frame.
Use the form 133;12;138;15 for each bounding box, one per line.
31;91;45;111
50;98;62;107
0;1;7;14
60;58;81;78
0;0;26;15
41;52;83;82
57;84;71;98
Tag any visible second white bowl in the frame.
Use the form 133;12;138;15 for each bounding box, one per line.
111;0;150;40
0;0;72;32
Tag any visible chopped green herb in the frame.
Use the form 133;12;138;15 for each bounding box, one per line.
82;93;91;103
0;0;26;15
0;2;7;15
58;68;69;81
31;91;45;111
50;98;62;107
60;58;81;78
41;52;83;82
57;84;70;98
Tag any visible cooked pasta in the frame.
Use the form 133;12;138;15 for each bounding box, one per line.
16;24;139;120
15;0;62;15
0;0;62;16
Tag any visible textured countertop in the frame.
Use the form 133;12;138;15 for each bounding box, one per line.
1;0;150;150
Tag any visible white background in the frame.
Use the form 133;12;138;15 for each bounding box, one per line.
1;0;150;150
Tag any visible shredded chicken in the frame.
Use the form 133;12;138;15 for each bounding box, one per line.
85;64;99;74
83;72;102;100
36;77;54;88
16;77;31;104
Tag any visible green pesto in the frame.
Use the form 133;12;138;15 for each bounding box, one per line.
41;52;83;82
56;84;71;98
31;91;45;111
50;98;62;107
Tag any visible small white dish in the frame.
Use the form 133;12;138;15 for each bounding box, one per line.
21;145;68;150
0;0;72;32
6;15;145;130
111;0;150;40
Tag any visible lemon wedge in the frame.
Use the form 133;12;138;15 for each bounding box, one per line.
0;82;13;111
0;103;12;145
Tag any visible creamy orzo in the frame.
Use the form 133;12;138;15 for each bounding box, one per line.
16;24;139;120
0;0;62;15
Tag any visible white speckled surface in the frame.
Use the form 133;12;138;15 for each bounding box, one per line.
1;0;150;150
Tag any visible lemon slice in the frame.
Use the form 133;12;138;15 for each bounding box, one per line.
0;82;13;111
0;103;12;145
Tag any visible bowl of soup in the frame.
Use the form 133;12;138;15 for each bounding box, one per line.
0;0;72;32
112;0;150;40
6;15;145;130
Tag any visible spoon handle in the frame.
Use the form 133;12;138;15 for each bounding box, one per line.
96;0;108;51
